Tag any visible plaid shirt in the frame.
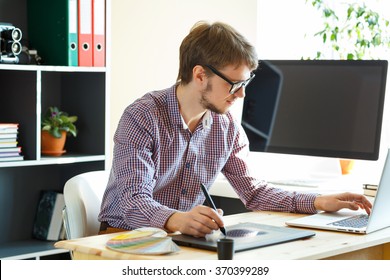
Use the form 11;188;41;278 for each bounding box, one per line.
98;85;318;230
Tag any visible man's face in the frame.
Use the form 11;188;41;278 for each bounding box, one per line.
200;64;252;114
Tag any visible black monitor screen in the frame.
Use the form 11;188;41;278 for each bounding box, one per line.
242;60;388;160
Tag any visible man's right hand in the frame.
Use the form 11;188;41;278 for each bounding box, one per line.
164;205;225;237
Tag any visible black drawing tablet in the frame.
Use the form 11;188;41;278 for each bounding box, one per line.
171;222;315;252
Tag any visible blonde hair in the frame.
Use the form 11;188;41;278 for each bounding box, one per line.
177;21;258;85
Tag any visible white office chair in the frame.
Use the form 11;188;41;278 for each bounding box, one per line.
62;170;109;240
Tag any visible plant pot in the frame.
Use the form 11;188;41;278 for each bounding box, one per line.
41;130;67;156
339;159;355;175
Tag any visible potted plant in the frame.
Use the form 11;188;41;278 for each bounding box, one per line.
41;106;78;156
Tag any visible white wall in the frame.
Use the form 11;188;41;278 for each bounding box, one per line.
109;0;389;186
110;0;258;163
257;0;323;59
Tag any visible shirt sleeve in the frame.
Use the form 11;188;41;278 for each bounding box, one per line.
110;107;177;229
222;125;319;214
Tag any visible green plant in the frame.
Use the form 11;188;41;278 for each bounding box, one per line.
306;0;390;59
41;106;78;138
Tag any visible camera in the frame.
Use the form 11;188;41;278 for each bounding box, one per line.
1;22;23;64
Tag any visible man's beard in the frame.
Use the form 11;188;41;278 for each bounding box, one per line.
200;82;228;115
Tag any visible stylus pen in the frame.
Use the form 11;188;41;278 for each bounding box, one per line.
200;183;227;236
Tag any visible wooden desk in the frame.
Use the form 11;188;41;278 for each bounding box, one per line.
55;211;390;260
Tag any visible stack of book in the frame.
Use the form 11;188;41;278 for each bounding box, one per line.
363;184;378;197
0;123;24;161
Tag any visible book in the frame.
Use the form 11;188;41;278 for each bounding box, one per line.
363;188;377;197
0;124;19;137
0;123;22;158
0;127;18;134
0;133;17;139
0;152;21;157
0;155;24;161
0;123;18;134
0;141;18;148
33;191;66;241
363;184;378;197
363;184;378;190
0;123;18;129
0;147;22;153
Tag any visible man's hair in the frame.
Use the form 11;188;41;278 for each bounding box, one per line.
177;21;259;85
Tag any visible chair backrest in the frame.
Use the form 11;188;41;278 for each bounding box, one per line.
63;170;109;239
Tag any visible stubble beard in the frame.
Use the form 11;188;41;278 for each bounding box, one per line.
200;82;228;115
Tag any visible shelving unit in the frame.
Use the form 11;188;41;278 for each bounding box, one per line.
0;0;110;259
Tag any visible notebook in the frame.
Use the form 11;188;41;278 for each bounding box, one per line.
286;149;390;234
171;222;315;252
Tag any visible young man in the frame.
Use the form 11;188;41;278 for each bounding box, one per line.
98;21;371;237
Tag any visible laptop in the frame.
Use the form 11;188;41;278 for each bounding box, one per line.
286;150;390;234
171;222;315;252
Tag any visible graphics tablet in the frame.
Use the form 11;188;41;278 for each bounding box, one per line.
171;222;315;252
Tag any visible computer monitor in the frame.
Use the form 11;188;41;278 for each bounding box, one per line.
242;59;388;160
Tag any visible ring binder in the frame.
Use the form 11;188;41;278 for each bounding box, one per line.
27;0;79;66
78;0;93;66
92;0;106;67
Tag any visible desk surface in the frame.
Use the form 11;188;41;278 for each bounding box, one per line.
55;211;390;260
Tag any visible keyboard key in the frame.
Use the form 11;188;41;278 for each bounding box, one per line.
329;214;368;228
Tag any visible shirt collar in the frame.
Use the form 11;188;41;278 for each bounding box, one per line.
180;115;188;129
167;85;184;127
202;110;212;129
168;84;213;130
179;109;213;130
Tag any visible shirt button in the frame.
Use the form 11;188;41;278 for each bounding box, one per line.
181;189;187;195
185;163;190;168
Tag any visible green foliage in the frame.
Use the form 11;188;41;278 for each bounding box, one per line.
41;106;78;138
306;0;390;59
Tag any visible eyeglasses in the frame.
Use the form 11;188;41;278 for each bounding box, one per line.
204;64;255;95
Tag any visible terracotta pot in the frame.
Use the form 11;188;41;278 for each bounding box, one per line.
339;159;355;175
41;130;67;156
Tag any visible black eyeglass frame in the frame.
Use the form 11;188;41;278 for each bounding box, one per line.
204;64;255;95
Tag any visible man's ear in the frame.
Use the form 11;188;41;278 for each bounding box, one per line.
192;65;207;85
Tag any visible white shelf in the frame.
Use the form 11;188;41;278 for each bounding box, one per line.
0;155;106;168
0;240;68;260
0;63;106;72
